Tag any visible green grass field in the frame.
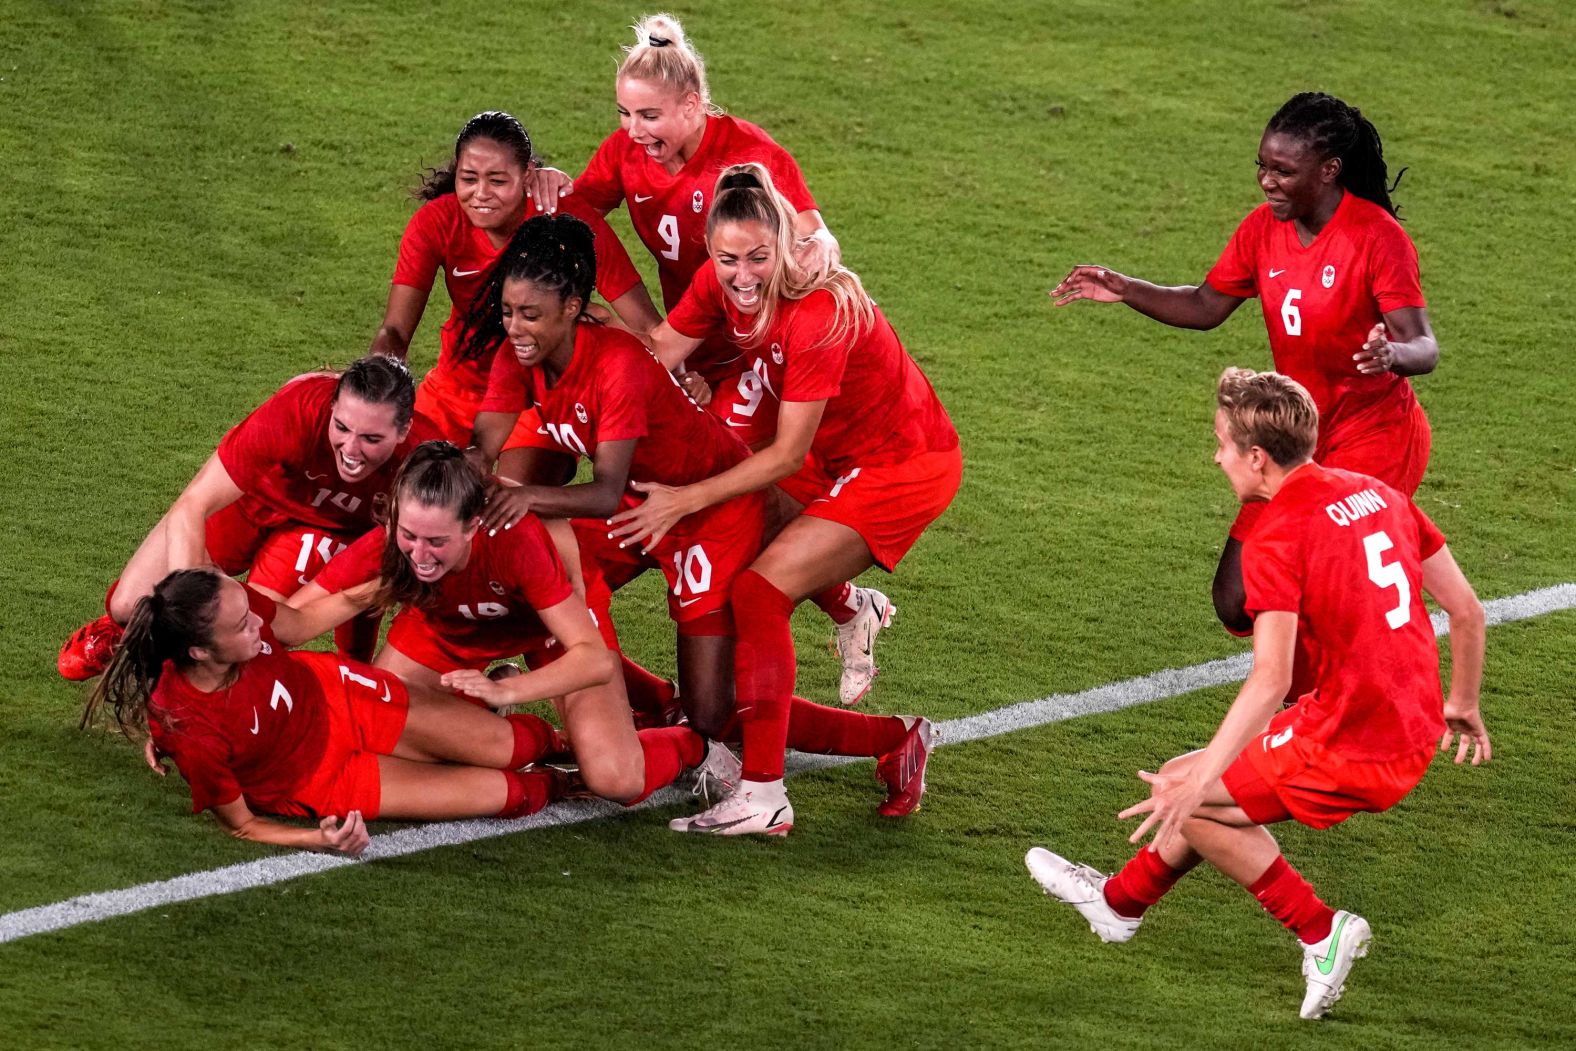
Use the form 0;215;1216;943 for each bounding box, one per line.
2;1;1572;1047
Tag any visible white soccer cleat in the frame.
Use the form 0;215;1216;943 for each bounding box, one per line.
669;778;793;837
691;739;742;808
831;587;895;706
1024;847;1142;944
1299;910;1372;1020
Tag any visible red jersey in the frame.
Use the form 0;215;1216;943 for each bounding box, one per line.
479;322;749;486
668;266;957;475
148;591;332;814
1242;464;1448;761
313;516;573;659
1206;193;1428;449
216;373;442;534
390;193;644;396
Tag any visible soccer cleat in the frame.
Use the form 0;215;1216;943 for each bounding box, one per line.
691;739;742;808
669;778;793;836
831;587;895;705
58;614;124;681
1024;847;1143;944
875;716;933;817
1299;910;1372;1020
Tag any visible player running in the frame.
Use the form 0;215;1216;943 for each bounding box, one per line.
610;165;960;835
1050;92;1438;660
1026;367;1490;1020
83;568;575;857
369;110;659;444
58;355;438;680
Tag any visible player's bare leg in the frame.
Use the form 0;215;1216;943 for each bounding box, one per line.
376;757;559;821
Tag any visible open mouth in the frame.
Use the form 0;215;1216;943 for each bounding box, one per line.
338;450;366;478
730;281;762;309
412;559;443;580
512;339;541;365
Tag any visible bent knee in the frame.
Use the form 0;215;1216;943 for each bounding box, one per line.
578;754;644;804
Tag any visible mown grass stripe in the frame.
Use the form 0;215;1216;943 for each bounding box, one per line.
4;581;1569;946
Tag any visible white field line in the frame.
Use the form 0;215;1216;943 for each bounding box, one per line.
4;582;1572;946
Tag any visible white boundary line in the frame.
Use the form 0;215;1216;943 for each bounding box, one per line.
4;582;1572;946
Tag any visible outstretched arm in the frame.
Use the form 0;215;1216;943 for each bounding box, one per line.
1353;307;1438;377
1421;544;1490;764
482;438;638;532
165;453;246;571
369;284;431;361
441;596;617;707
1050;264;1246;331
212;797;371;857
272;581;380;647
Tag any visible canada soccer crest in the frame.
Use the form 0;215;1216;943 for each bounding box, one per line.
488;580;506;596
1322;264;1336;288
692;190;704;213
575;402;588;424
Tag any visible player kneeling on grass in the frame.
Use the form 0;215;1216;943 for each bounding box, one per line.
1026;367;1490;1020
81;568;577;857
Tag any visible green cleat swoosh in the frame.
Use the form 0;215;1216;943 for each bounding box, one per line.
1316;914;1349;975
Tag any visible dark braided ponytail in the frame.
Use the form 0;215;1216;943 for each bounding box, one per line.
454;213;601;364
81;569;225;739
414;110;535;201
1266;92;1406;218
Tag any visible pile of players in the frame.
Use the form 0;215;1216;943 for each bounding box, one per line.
64;13;1492;1021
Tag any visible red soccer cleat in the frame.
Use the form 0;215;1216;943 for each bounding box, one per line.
876;716;934;816
58;614;124;681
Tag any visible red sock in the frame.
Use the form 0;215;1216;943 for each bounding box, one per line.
732;570;798;782
333;611;381;663
811;582;859;626
624;726;706;805
621;654;679;727
1102;848;1199;919
785;697;907;757
1249;856;1335;944
505;712;560;768
498;768;554;818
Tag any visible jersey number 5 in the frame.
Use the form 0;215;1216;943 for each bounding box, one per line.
1363;530;1411;629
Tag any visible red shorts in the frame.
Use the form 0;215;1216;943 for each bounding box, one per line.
775;455;835;508
290;652;410;820
205;504;355;598
574;490;769;635
800;446;963;571
1221;705;1434;830
383;605;558;675
1230;406;1431;541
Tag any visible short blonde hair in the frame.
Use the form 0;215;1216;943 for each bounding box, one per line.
1215;367;1318;466
618;14;718;112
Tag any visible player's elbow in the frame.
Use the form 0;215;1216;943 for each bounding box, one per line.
1450;592;1486;634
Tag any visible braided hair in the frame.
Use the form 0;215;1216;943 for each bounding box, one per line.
1266;92;1406;218
455;212;600;364
415;110;535;201
81;569;225;739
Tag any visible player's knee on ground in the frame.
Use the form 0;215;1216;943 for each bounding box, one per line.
577;751;644;804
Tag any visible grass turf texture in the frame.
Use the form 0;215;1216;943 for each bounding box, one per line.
1;0;1571;1046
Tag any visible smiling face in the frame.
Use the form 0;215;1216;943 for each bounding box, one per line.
615;77;705;169
454;137;529;233
1213;409;1267;504
708;219;777;315
190;576;265;666
500;275;581;371
1256;130;1340;224
394;498;479;584
326;392;409;483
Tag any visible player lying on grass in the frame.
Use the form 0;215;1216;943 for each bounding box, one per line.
1026;367;1490;1020
82;567;576;858
455;214;931;836
59;355;438;680
288;440;735;809
611;164;957;835
1051;92;1438;704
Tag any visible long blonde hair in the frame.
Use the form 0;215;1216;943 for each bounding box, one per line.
618;13;722;115
707;162;873;350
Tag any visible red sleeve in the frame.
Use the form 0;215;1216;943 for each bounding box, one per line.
168;731;243;814
560;196;643;302
513;516;575;612
780;293;848;402
1368;220;1426;313
311;529;385;593
593;339;656;444
391;198;447;292
766;144;817;214
1205;209;1263;300
480;344;531;415
572;135;626;215
215;382;317;492
666;265;728;340
1241;510;1305;617
1409;501;1446;560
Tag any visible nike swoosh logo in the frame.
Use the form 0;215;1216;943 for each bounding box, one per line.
380;682;392;704
724;420;748;428
305;472;328;481
677;596;705;607
249;708;260;735
1269;268;1286;278
701;806;790;833
634;194;654;203
731;328;751;340
1315;914;1348;975
451;268;482;277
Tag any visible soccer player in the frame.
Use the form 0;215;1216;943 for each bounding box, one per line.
1026;367;1490;1020
1050;92;1437;650
610;165;960;835
368;110;660;444
82;568;575;857
58;355;438;680
290;441;734;809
